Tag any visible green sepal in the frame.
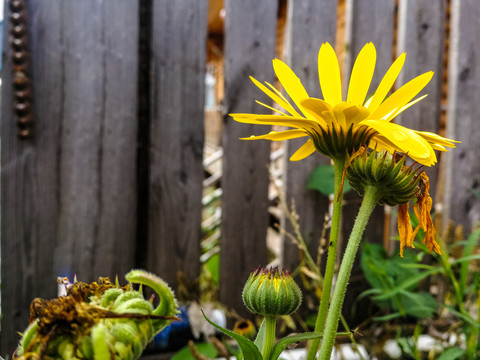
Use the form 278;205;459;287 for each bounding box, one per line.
269;332;322;360
202;311;263;360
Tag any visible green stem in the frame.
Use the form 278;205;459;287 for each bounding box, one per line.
317;185;379;360
262;316;277;360
306;157;346;360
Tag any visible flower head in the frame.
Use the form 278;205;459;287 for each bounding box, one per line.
232;42;458;165
242;267;302;317
233;319;257;339
345;149;440;257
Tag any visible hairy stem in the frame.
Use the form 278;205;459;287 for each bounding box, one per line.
306;157;346;360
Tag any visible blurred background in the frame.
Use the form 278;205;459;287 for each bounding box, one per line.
1;0;479;358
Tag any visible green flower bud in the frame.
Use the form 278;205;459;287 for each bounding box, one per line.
346;150;423;206
242;267;302;317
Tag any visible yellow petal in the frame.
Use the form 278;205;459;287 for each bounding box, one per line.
318;43;342;105
385;95;428;121
255;100;289;116
347;42;376;106
415;131;460;148
231;114;321;131
290;139;316;161
369;71;433;121
272;59;316;119
360;119;436;166
367;53;406;112
240;129;308;141
299;98;333;126
250;76;302;118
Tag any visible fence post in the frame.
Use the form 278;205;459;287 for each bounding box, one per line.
1;0;139;353
147;0;208;290
282;0;337;275
342;0;396;325
221;0;278;317
396;0;446;202
444;0;480;235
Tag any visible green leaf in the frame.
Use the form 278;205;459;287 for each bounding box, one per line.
202;311;263;360
205;253;220;286
254;318;267;351
373;312;403;321
307;165;351;196
459;228;480;296
441;304;480;329
269;332;322;360
373;268;441;301
437;346;466;360
171;342;217;360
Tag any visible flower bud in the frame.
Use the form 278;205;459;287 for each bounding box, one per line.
242;267;302;317
346;150;423;206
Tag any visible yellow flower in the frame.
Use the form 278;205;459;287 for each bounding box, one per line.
231;42;458;165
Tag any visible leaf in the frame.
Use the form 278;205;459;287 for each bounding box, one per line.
254;318;267;351
307;165;351;196
441;304;480;329
437;346;466;360
202;311;263;360
373;268;441;301
171;342;218;360
459;228;480;296
269;332;322;360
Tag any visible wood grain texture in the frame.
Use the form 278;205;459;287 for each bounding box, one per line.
148;0;208;288
1;0;139;353
220;0;278;316
397;0;446;201
444;0;480;234
282;0;337;273
342;0;395;325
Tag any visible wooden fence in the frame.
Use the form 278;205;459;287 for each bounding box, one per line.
1;0;479;354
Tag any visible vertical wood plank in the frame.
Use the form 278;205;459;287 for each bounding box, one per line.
282;0;338;273
1;1;139;352
221;0;278;316
54;0;138;281
148;0;208;289
397;0;446;201
445;0;480;235
342;0;395;324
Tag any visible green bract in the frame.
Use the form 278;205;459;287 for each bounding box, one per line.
346;149;423;206
242;267;302;317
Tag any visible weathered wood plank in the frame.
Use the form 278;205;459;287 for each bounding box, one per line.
342;0;395;324
282;0;338;273
54;0;138;281
1;0;139;353
397;0;446;201
221;0;278;316
445;0;480;235
148;0;208;289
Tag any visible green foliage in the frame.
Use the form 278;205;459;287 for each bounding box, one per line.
437;347;466;360
171;342;218;360
307;165;351;196
202;312;321;360
359;242;438;319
